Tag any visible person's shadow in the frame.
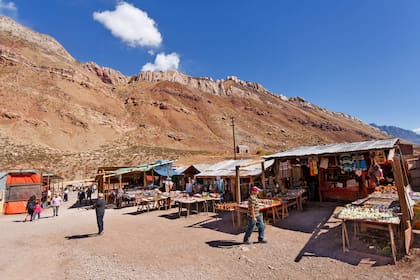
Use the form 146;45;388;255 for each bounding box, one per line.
65;233;98;240
206;240;243;248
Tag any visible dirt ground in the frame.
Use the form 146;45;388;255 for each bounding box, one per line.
0;192;419;280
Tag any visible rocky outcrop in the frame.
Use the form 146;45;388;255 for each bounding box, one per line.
83;62;129;85
0;16;75;63
130;70;274;97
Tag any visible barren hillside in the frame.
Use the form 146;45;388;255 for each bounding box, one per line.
0;16;388;179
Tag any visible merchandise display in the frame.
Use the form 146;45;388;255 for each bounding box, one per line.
336;205;400;224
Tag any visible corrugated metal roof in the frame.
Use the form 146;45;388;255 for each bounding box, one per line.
105;160;174;178
195;159;274;178
264;138;399;160
174;166;188;174
174;163;212;175
193;163;212;172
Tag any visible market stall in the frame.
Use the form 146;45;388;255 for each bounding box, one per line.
95;160;178;203
263;138;413;203
334;152;415;262
2;170;42;214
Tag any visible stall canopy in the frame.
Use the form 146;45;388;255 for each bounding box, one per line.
104;160;179;178
263;138;399;160
195;159;274;178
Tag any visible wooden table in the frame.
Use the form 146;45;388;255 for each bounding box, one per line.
214;202;238;227
235;201;282;229
338;217;400;264
136;195;170;212
174;197;208;217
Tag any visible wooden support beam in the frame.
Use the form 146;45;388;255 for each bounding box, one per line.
236;166;241;203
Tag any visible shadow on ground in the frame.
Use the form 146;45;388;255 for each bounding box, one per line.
179;212;240;235
65;233;98;240
13;216;54;222
206;240;243;248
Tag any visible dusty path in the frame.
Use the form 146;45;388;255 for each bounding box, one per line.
0;192;419;280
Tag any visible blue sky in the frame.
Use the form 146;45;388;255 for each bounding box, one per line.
1;0;419;133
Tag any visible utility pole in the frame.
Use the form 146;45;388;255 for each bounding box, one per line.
231;117;236;160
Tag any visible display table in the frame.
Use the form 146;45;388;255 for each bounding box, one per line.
135;195;170;212
277;189;307;211
174;196;221;217
214;202;238;227
336;206;401;264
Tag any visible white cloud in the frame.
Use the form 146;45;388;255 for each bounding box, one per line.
413;128;420;134
0;0;17;17
141;52;180;72
93;2;162;48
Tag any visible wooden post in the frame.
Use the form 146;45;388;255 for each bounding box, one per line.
236;165;241;203
261;161;266;194
392;154;413;254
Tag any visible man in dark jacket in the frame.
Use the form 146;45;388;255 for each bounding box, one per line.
92;193;106;235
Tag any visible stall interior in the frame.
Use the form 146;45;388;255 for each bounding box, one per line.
95;160;178;204
270;149;398;203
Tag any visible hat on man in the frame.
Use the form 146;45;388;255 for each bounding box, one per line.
98;193;104;198
251;186;260;193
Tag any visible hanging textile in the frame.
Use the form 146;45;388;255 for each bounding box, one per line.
374;150;386;164
309;158;318;176
340;154;354;173
278;161;290;178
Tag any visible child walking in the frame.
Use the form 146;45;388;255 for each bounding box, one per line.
33;201;42;220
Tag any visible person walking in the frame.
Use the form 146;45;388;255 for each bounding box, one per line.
33;200;42;220
243;186;267;244
92;193;106;235
24;195;36;222
86;187;92;205
51;193;62;217
63;188;69;202
78;189;85;206
116;188;123;209
41;190;47;208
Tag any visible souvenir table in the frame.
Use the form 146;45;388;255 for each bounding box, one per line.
235;199;282;228
276;188;307;211
134;190;171;212
335;195;401;263
174;196;220;217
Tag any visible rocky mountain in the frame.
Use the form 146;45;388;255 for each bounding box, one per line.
0;16;390;180
370;124;420;145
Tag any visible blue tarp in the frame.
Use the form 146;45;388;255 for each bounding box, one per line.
153;162;180;177
106;160;180;178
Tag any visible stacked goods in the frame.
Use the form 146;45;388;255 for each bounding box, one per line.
336;206;400;224
374;184;397;193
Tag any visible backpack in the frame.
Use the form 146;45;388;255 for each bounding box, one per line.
27;201;35;211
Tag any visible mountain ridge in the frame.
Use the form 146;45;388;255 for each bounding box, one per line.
370;123;420;145
0;16;391;179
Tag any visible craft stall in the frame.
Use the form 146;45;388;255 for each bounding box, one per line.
263;138;413;203
334;153;416;263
